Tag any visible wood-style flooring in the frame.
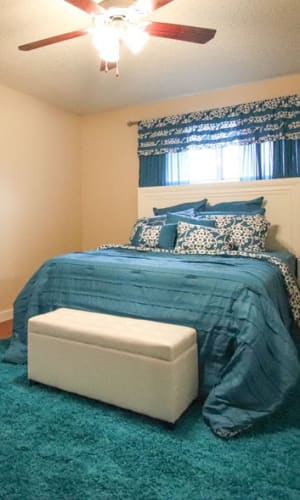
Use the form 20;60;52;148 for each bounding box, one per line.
0;320;12;339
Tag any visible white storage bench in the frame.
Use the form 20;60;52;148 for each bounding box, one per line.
28;308;199;423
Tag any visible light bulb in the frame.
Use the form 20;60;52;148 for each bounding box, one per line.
92;24;120;62
123;25;149;54
100;38;120;63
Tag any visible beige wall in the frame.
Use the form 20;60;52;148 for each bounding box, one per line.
0;84;81;313
81;73;300;250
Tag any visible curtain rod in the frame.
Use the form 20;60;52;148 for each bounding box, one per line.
127;120;140;127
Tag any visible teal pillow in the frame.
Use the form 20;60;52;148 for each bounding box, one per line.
158;224;177;249
196;208;266;216
140;215;166;224
166;213;216;227
130;225;143;246
204;197;264;213
153;198;207;216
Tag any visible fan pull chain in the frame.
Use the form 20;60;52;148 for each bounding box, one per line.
115;62;120;78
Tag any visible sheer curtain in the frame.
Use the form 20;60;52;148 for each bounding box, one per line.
162;142;276;185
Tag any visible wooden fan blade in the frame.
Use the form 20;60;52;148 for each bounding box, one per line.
64;0;103;14
18;30;88;51
151;0;175;11
146;21;216;44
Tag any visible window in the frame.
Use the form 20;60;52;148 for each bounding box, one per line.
166;142;273;185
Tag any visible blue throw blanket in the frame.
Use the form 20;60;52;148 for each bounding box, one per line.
3;248;300;437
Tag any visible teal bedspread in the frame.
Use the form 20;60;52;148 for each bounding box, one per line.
3;248;300;437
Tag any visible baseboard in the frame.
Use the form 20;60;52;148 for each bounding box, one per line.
0;308;13;323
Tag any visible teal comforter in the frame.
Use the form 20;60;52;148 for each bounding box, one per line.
3;248;300;437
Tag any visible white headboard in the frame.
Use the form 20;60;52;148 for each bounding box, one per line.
138;178;300;258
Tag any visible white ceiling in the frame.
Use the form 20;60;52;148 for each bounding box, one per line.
0;0;299;115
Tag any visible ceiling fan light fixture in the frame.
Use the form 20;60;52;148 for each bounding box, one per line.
19;1;216;76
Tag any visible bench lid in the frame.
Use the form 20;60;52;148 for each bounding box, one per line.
28;308;196;361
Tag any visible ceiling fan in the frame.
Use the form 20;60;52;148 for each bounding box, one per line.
18;0;216;76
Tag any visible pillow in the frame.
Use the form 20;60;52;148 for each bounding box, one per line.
175;222;231;253
158;223;177;249
204;197;264;213
130;223;177;249
143;215;167;225
153;198;207;216
166;213;216;227
195;208;266;216
168;207;200;217
130;215;166;245
135;224;161;248
202;214;270;252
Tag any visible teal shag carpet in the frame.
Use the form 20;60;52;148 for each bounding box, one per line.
1;338;299;500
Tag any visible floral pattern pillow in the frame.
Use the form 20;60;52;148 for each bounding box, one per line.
200;214;270;252
130;216;166;245
131;221;178;249
175;222;230;253
138;225;161;248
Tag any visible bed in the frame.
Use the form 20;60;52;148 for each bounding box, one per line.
3;178;300;438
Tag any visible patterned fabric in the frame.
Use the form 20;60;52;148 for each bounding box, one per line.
175;222;230;253
133;215;166;228
200;214;270;252
138;94;300;156
131;214;269;252
138;225;161;248
131;222;177;249
130;216;166;244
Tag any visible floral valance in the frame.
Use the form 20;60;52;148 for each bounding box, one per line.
138;94;300;156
